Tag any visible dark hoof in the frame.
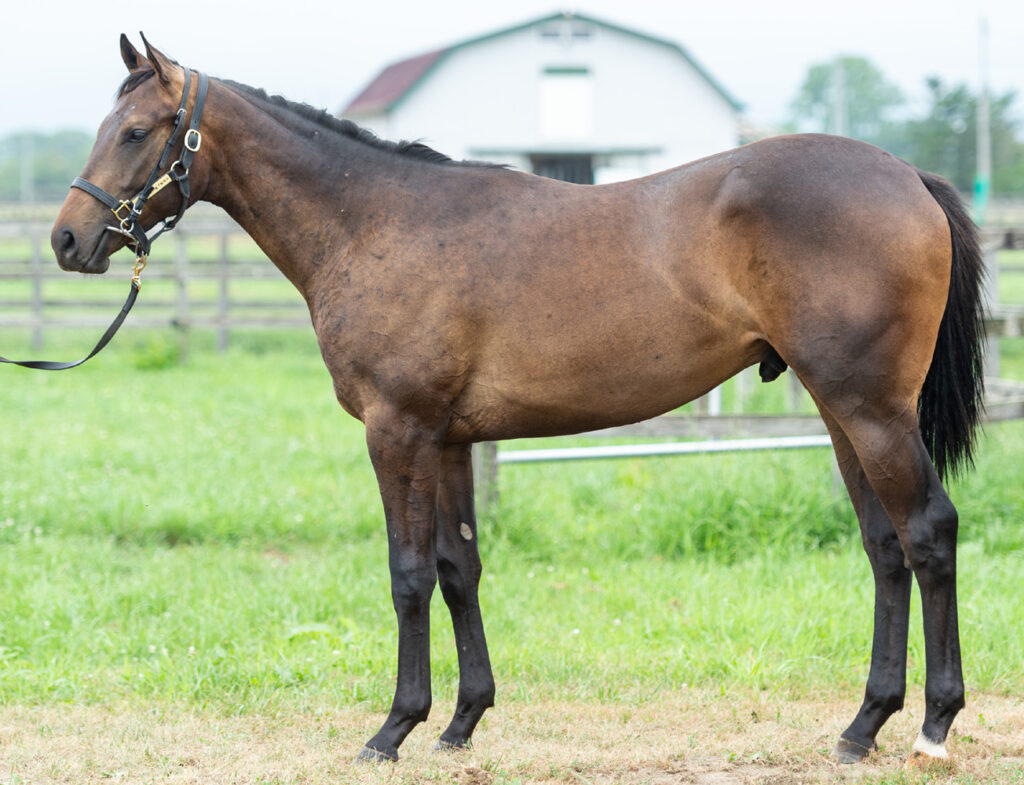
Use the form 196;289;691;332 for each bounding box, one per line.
833;736;875;764
357;745;398;763
435;736;472;753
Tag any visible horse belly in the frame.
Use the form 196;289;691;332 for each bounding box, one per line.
448;324;761;442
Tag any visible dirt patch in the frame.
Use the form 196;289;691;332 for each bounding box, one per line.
1;688;1022;783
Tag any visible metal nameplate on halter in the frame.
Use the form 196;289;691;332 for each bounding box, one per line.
149;172;175;197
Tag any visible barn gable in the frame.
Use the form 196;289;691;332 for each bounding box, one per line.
342;11;743;182
345;11;742;118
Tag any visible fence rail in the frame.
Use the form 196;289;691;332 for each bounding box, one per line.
0;215;310;350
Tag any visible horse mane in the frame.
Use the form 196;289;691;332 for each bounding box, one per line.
115;66;499;168
220;79;501;169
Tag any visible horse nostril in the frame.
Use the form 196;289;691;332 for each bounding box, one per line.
53;226;79;262
61;229;77;254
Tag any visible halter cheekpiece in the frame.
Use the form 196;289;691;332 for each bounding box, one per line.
71;68;209;267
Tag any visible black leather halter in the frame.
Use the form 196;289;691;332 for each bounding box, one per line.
1;69;207;371
72;69;209;260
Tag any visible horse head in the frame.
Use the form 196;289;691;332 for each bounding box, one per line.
52;35;206;274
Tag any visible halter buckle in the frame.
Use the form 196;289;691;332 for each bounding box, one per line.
111;198;137;224
184;128;202;152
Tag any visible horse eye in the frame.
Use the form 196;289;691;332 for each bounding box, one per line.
126;128;149;143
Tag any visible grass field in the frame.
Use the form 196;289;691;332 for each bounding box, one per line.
2;238;1024;782
2;326;1024;783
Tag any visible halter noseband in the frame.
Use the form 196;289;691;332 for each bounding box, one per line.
71;68;209;269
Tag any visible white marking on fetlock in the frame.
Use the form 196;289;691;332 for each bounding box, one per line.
912;732;949;759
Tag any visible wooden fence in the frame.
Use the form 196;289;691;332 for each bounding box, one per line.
0;214;309;352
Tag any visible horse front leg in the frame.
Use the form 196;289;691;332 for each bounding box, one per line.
435;443;495;750
358;411;444;763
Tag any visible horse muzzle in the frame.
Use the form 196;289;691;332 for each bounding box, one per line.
51;221;116;274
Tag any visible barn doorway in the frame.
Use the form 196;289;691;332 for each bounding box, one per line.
530;154;594;184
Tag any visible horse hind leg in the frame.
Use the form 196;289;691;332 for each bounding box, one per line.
434;443;495;750
808;386;964;764
813;403;913;763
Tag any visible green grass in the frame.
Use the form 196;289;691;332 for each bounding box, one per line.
999;248;1024;305
2;335;1024;719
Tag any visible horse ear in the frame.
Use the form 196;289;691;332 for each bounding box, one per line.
121;34;146;72
139;32;178;86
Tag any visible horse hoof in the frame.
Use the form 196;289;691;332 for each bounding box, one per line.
905;750;956;773
832;737;875;764
357;745;398;764
905;734;954;773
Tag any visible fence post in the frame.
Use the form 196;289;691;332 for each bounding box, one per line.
174;231;190;361
30;224;42;351
734;367;751;413
983;245;1001;378
218;230;229;352
473;441;499;515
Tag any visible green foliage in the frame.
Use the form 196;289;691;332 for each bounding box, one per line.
789;57;1024;196
896;78;1024;195
131;333;184;370
0;131;93;202
790;56;904;144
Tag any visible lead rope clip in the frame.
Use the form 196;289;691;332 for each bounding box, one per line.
131;254;148;287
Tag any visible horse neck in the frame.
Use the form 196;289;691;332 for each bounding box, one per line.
197;82;389;293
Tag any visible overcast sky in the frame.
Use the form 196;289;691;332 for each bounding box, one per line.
2;0;1020;140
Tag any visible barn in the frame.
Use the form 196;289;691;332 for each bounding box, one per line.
341;10;743;183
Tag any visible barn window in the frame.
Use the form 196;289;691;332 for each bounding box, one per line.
537;21;595;43
539;66;594;139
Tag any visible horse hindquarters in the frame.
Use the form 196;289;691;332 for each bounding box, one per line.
788;168;983;763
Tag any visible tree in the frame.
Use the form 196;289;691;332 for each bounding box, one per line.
789;57;1024;197
902;78;1024;196
790;56;904;145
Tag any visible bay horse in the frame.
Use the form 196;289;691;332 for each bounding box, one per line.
51;36;985;766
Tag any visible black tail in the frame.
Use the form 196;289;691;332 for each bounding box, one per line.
916;168;987;481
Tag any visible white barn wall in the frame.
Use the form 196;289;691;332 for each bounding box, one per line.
380;28;543;162
351;18;739;179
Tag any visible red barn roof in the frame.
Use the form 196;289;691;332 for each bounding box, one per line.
344;49;446;116
341;11;742;117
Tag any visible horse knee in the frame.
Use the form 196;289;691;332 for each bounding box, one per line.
437;548;482;604
390;562;437;608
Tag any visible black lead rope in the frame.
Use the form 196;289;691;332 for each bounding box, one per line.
2;69;207;372
0;281;139;370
